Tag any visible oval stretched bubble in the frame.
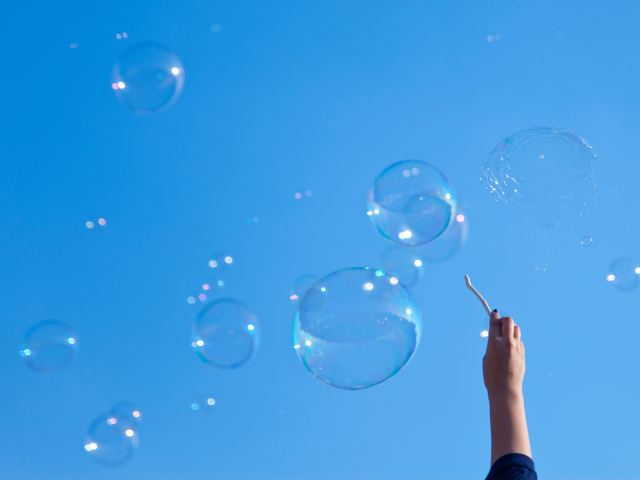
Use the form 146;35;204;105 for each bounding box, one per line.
480;127;595;226
367;160;456;246
112;42;185;114
418;211;468;263
20;320;77;373
293;267;422;390
85;412;137;467
192;299;260;369
377;247;424;289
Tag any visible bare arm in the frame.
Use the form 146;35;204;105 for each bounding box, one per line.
483;310;532;465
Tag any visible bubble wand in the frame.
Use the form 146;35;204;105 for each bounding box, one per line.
463;275;491;316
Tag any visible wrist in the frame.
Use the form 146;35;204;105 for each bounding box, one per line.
487;386;523;402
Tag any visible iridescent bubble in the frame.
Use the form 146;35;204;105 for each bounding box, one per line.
290;275;318;304
189;394;216;415
608;258;639;291
112;42;185;114
581;236;593;247
85;411;138;466
192;299;260;369
480;127;595;226
377;247;424;289
417;210;469;263
293;267;422;390
367;160;456;246
20;320;77;373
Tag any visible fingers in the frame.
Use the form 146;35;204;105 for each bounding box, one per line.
514;325;521;341
500;316;515;339
489;310;501;338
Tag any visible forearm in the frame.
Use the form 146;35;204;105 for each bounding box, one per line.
488;389;532;465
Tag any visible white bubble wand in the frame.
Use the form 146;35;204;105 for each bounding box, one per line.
463;275;491;316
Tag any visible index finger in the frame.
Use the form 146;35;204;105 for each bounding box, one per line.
489;310;501;338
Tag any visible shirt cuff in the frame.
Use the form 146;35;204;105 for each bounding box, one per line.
485;453;536;480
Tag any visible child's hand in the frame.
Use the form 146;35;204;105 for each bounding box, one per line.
483;310;525;396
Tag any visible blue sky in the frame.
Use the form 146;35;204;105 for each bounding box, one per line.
1;0;639;479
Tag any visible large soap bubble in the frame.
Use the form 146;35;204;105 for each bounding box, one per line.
480;127;595;226
192;299;260;369
367;160;456;246
293;267;422;390
112;42;185;114
20;320;77;373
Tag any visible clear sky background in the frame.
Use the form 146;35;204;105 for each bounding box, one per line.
1;1;639;479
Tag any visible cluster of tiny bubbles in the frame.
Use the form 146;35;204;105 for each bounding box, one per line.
70;43;79;49
210;24;223;33
115;33;128;39
246;216;260;224
208;252;234;272
192;299;260;369
86;218;107;229
20;320;77;373
111;42;185;115
85;402;141;466
290;275;319;304
606;258;640;291
294;190;312;200
417;211;469;263
487;33;501;42
480;127;596;226
190;394;216;415
186;253;232;304
377;247;424;289
293;267;422;390
581;236;593;247
367;160;456;247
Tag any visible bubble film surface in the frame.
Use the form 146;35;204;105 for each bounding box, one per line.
192;299;260;369
367;160;456;246
377;247;424;289
293;268;422;390
20;320;77;373
112;42;185;114
480;127;595;226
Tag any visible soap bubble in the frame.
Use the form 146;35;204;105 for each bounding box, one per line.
112;42;185;114
377;247;424;289
480;127;595;226
293;267;422;390
189;394;216;415
367;160;456;246
85;411;138;466
607;258;639;291
108;402;141;435
192;299;260;369
20;320;77;373
581;236;593;247
418;211;469;263
290;275;318;304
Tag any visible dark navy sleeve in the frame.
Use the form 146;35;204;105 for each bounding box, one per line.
485;453;537;480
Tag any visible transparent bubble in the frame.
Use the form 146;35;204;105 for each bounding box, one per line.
192;299;260;369
189;394;216;415
367;160;456;246
480;127;595;226
418;211;469;263
377;247;424;289
85;412;137;466
608;258;639;291
20;320;77;373
581;236;593;247
108;402;141;435
293;268;422;390
112;42;185;115
290;275;318;304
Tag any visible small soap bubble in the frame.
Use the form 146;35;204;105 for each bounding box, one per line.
86;222;94;228
293;268;422;390
487;35;494;42
581;236;592;247
367;160;456;246
189;394;216;415
192;299;260;369
98;218;106;226
494;33;502;40
210;24;223;33
377;247;424;289
480;127;595;226
20;320;77;373
85;411;137;466
290;275;319;304
608;258;639;291
112;42;184;114
109;402;141;436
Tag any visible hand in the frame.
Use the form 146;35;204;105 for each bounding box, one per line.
483;310;525;397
